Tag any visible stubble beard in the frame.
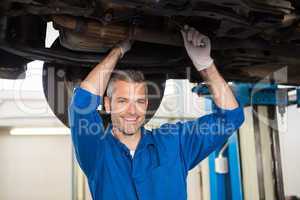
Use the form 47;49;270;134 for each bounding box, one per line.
112;117;144;137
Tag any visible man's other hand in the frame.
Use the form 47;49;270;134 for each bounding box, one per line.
116;39;132;58
181;25;214;71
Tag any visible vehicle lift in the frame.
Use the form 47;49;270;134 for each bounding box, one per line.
192;83;300;200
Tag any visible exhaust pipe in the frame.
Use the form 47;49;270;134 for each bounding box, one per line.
52;15;184;50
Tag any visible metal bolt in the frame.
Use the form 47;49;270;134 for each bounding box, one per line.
57;69;65;78
104;13;113;22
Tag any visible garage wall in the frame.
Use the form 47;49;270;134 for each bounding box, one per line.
0;129;72;200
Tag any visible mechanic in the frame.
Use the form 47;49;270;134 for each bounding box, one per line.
68;25;244;200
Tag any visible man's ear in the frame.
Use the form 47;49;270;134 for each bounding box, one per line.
104;96;111;114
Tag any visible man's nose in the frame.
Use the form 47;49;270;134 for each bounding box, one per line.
127;102;137;114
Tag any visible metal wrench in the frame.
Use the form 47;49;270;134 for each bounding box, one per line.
168;18;207;47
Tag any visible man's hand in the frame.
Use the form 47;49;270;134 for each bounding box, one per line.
116;39;132;58
181;25;214;71
181;25;238;109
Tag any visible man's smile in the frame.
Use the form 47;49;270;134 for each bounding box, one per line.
122;116;139;123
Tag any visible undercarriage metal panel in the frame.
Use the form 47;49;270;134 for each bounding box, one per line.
0;0;299;85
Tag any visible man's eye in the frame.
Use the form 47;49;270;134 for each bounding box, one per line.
118;99;127;103
137;100;145;104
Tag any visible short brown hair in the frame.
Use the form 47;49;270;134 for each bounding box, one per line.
106;70;147;98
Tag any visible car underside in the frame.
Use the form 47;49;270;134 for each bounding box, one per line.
0;0;300;126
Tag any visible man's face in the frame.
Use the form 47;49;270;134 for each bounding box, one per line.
105;80;148;135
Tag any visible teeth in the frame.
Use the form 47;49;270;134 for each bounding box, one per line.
124;117;137;121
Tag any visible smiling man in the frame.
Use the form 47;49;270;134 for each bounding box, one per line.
68;25;244;200
104;71;149;153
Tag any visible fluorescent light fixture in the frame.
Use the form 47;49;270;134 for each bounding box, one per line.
10;127;70;136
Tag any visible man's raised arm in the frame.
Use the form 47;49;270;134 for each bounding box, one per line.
178;26;244;171
181;26;238;109
80;40;131;96
68;40;131;178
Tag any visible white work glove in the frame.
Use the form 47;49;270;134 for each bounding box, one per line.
116;39;132;58
181;25;214;71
